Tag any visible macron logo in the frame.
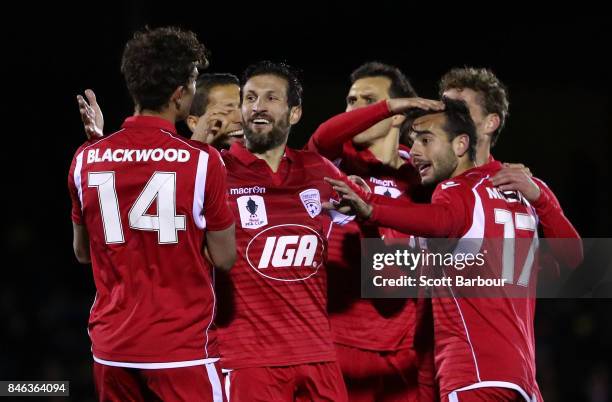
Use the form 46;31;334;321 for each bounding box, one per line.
441;181;460;190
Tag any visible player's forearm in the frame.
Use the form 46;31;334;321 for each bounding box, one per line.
72;222;91;264
532;189;583;268
308;100;392;159
368;198;458;237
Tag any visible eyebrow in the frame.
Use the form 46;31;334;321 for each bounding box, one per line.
411;129;433;136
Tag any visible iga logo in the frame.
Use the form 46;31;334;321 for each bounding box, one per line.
246;224;325;282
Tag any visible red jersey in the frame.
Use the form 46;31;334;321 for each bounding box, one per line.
371;161;544;400
216;142;352;369
68;116;234;367
306;101;425;351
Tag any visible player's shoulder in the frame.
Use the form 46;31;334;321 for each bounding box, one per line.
290;147;334;169
432;166;490;200
71;129;124;159
531;175;550;190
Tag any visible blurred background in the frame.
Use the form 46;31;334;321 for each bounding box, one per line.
2;4;610;401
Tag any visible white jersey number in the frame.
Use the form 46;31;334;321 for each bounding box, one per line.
88;171;186;244
494;208;539;287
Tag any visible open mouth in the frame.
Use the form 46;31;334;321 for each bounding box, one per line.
251;118;272;126
227;129;244;138
416;161;432;176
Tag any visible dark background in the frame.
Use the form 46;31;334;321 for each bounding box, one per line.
2;4;610;401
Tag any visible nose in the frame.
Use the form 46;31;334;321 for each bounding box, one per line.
409;142;423;159
251;97;266;113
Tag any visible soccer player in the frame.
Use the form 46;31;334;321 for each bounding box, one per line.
306;62;439;402
325;97;582;401
186;73;244;149
214;61;354;402
439;67;583;267
69;27;236;402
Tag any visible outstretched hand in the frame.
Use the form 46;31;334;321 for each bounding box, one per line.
322;177;373;220
76;89;104;139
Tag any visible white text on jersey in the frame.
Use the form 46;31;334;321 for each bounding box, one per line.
230;186;267;195
87;148;191;164
258;235;318;268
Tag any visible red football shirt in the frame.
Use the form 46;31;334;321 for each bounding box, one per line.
371;161;543;400
68;116;234;367
216;142;352;369
306;101;425;351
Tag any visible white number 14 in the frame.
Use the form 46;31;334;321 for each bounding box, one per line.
88;171;186;244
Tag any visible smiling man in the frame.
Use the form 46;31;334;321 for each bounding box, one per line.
186;73;244;149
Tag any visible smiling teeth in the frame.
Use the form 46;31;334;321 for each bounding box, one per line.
228;129;244;137
253;119;270;124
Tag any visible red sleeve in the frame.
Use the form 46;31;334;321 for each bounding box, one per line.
68;146;85;225
203;147;234;231
368;185;469;237
306;100;392;160
532;178;583;268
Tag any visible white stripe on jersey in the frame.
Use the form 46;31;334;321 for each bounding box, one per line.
445;177;489;383
205;362;224;402
204;272;216;358
92;355;219;369
223;369;233;401
193;150;209;229
448;380;535;402
74;151;84;207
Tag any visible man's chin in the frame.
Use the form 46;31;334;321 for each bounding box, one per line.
420;175;435;186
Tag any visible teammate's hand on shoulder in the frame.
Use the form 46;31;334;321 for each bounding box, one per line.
490;166;541;202
76;89;104;139
503;162;533;177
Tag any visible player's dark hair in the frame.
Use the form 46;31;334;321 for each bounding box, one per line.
407;97;477;160
121;26;209;111
439;67;509;146
189;73;240;116
441;97;478;161
241;61;303;108
350;61;417;98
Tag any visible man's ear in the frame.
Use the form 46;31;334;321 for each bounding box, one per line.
289;105;302;125
483;113;501;136
169;86;184;110
186;115;199;133
453;133;471;158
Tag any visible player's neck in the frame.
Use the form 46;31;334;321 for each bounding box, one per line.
250;143;286;173
367;128;405;169
451;158;477;178
475;135;492;166
136;108;178;125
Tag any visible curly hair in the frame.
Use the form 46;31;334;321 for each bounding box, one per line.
121;26;209;111
439;67;509;146
242;61;302;108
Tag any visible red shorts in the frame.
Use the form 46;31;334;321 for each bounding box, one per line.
93;361;225;402
335;343;420;402
224;362;347;402
444;386;527;402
